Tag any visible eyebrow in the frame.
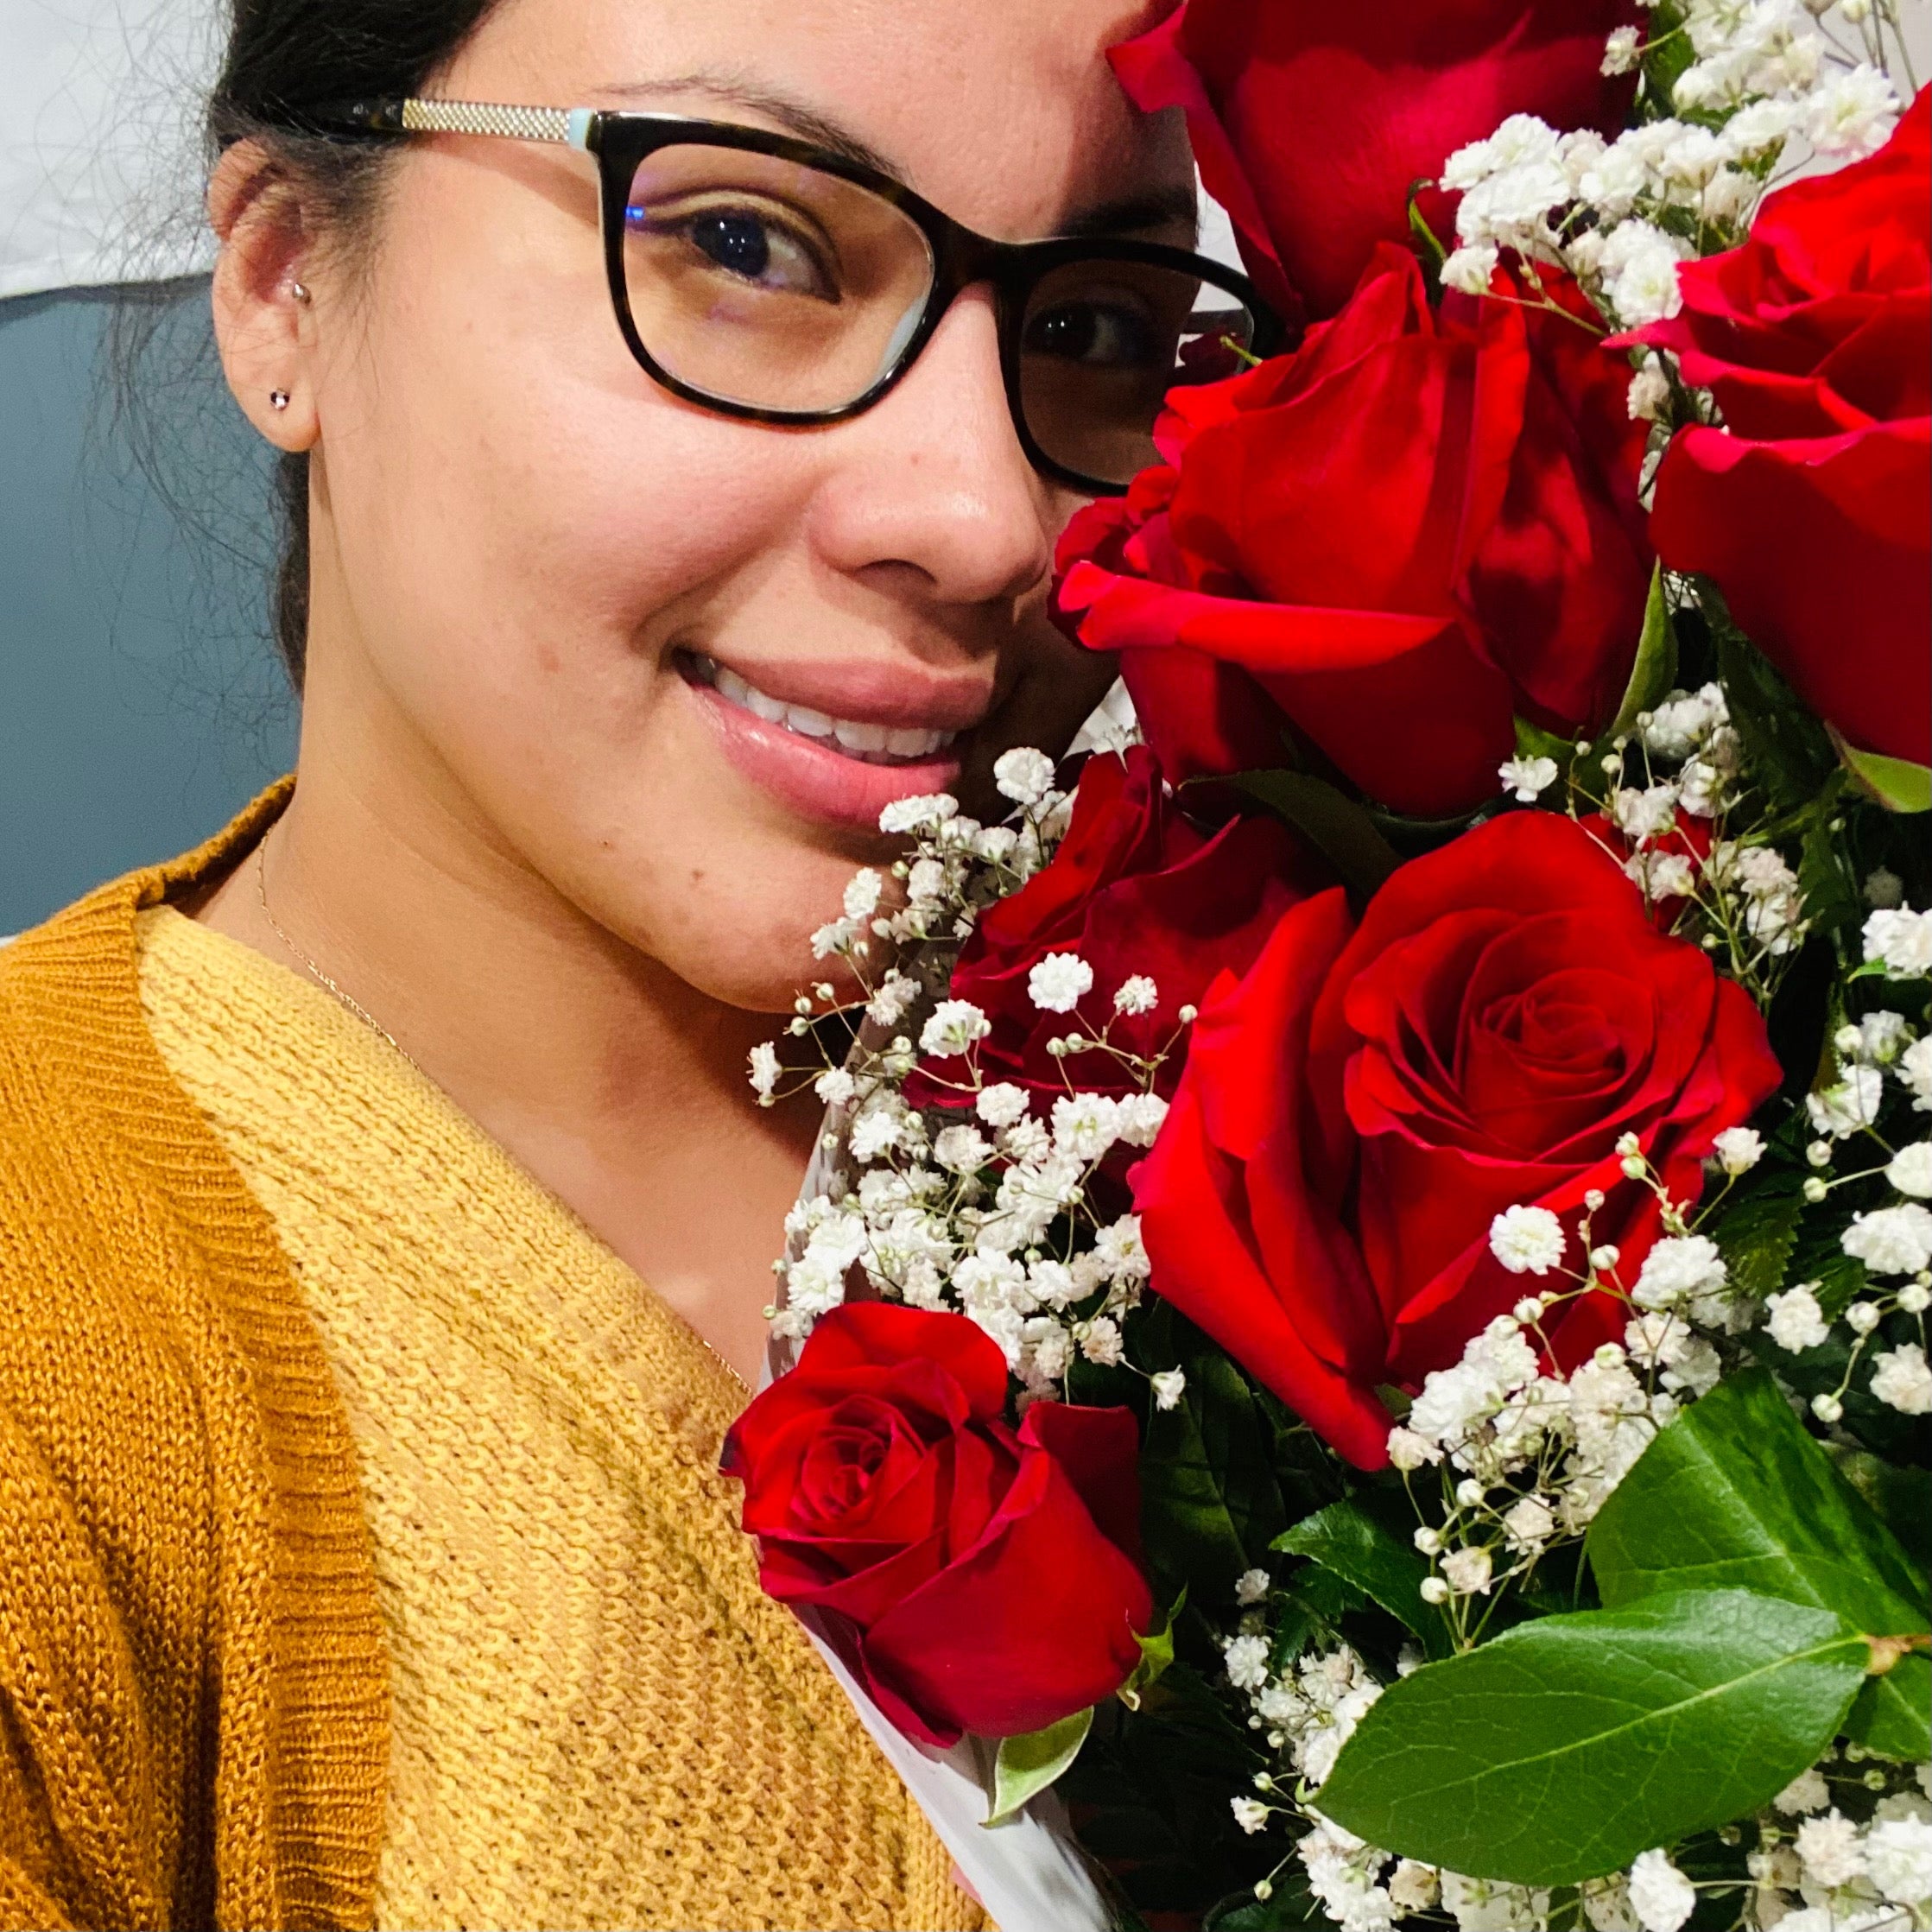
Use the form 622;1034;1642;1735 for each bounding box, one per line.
595;72;1201;243
598;73;908;181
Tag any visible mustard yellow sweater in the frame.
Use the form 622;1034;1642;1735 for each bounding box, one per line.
0;786;979;1932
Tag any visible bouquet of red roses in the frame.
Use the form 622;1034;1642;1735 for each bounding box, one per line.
732;5;1931;1928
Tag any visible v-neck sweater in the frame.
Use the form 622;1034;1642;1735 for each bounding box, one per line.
0;784;979;1932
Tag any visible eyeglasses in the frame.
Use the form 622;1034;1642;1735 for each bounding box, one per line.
280;98;1283;494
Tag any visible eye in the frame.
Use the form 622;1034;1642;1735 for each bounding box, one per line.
1023;299;1162;370
626;196;839;301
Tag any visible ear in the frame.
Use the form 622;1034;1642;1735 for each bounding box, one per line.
209;141;322;452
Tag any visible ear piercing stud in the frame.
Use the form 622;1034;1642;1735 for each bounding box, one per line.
290;280;311;304
270;390;290;411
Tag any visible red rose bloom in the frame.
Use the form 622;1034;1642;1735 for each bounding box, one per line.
1133;812;1783;1469
722;1303;1151;1744
1055;250;1653;817
1632;89;1931;767
914;747;1330;1112
1109;0;1639;319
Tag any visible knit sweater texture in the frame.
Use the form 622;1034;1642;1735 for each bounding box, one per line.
0;787;980;1932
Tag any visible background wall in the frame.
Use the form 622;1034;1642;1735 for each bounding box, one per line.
0;282;296;935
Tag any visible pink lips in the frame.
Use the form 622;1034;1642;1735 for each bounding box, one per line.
683;653;986;834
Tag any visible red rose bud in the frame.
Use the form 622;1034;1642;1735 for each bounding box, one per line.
1055;250;1653;817
722;1303;1152;1745
1133;813;1783;1470
1632;88;1931;768
1109;0;1641;320
909;746;1331;1115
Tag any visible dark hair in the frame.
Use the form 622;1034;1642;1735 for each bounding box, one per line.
208;0;502;685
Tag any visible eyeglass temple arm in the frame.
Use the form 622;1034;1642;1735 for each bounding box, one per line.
326;97;599;151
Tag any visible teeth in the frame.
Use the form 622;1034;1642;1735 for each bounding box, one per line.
698;656;959;765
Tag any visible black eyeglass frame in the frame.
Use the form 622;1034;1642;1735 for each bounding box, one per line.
275;97;1286;495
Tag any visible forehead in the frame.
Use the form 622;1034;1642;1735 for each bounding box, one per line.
447;0;1193;239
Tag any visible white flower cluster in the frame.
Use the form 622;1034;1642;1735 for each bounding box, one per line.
755;750;1186;1407
1441;5;1903;385
1743;1761;1932;1932
1555;676;1818;997
1773;999;1932;1422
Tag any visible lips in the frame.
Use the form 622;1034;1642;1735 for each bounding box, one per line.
689;653;961;765
679;648;991;833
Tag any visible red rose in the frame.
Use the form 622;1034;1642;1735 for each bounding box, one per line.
1055;251;1653;817
722;1303;1151;1743
913;746;1330;1112
1109;0;1639;320
1133;812;1782;1468
1631;90;1930;767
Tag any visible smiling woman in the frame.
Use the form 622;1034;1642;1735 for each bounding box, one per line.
0;0;1234;1926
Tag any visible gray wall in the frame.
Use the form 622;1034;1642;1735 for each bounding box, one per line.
0;282;297;936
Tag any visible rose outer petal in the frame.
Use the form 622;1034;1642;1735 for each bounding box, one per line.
857;1438;1154;1741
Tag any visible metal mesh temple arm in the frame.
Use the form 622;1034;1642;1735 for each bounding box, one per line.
396;98;596;149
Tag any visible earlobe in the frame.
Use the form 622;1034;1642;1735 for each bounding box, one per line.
209;142;322;452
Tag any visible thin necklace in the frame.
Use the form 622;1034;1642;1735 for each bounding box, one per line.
253;832;751;1394
255;833;426;1077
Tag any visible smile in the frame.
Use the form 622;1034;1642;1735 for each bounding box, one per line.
684;653;960;766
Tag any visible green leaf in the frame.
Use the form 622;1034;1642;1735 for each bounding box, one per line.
1584;1367;1928;1638
986;1705;1093;1826
1227;770;1403;900
1604;564;1681;745
1711;1188;1805;1304
1119;1591;1184;1710
1831;728;1932;814
1714;625;1837;814
1274;1501;1452;1658
1315;1589;1872;1885
1514;714;1579;768
1846;1651;1932;1761
1825;1449;1932;1574
1141;1346;1289;1600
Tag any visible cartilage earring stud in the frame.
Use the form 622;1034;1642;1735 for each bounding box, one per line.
270;390;290;411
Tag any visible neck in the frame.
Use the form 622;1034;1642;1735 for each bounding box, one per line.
197;647;814;1387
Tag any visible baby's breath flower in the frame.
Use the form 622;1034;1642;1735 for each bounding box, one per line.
1498;754;1559;801
1150;1369;1188;1412
1872;1343;1932;1416
1443;243;1501;295
1844;1204;1932;1277
1028;952;1094;1014
1889;1143;1932;1199
1865;907;1932;978
1231;1796;1270;1835
1113;973;1160;1016
919;998;991;1058
878;791;957;834
1712;1126;1764;1175
1765;1283;1831;1353
1224;1632;1271;1692
1490;1205;1567;1275
992;745;1056;807
1626;1849;1696;1932
748;1041;782;1101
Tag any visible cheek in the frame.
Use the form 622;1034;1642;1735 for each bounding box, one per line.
311;168;880;1004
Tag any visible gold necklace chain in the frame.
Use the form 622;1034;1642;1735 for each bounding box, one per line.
255;833;427;1076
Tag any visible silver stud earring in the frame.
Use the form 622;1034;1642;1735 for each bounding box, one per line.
290;280;311;304
270;390;290;411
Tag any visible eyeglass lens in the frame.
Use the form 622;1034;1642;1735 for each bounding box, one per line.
618;146;1258;490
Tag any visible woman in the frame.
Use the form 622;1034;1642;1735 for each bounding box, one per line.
0;0;1270;1924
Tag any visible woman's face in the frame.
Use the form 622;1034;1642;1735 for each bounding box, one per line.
283;0;1191;1010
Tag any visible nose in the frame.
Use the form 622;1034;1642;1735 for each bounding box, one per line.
803;287;1059;613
